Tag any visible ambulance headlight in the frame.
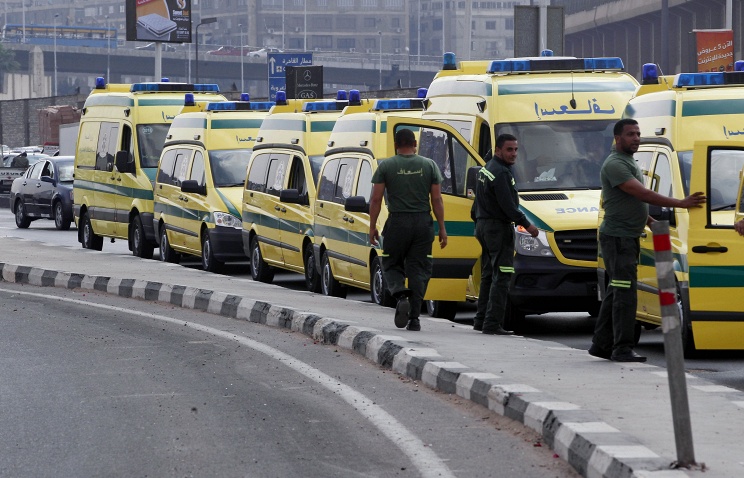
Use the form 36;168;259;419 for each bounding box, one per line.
214;212;242;229
515;226;554;257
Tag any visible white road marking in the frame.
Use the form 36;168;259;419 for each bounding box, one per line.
2;287;456;478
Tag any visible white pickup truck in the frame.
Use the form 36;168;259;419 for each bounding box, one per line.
0;153;49;194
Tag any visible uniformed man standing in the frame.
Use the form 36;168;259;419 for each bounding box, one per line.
369;128;447;331
473;134;537;335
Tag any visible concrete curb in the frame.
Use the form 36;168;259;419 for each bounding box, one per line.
0;262;689;478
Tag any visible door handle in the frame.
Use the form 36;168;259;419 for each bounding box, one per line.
640;232;647;238
691;245;728;253
348;218;354;224
280;207;286;213
343;216;349;222
275;205;281;211
22;181;27;186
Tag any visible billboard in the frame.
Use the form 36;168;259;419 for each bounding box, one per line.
286;66;323;99
695;29;734;72
126;0;192;43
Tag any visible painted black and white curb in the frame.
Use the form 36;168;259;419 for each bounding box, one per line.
0;262;690;478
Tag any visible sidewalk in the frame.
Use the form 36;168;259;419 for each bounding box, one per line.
1;237;742;478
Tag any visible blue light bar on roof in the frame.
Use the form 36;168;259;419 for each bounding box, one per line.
349;89;361;105
95;77;106;89
130;83;220;93
336;90;348;101
674;73;724;87
303;101;343;111
443;52;457;70
206;101;276;111
373;98;425;111
487;57;624;74
642;63;659;84
417;88;427;98
184;93;195;106
276;91;287;105
736;61;744;72
240;93;250;101
541;49;554;57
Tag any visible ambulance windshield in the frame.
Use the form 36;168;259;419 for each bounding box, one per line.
209;149;253;187
496;120;615;192
137;124;170;168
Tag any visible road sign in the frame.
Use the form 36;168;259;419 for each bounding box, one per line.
286;66;323;99
268;53;313;101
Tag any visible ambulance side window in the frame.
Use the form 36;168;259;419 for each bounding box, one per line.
333;158;358;205
190;151;206;187
247;153;270;193
651;153;672;197
287;156;307;197
265;154;290;197
157;149;177;184
120;125;133;166
95;122;119;171
634;151;654;188
709;149;744;214
418;126;476;198
356;160;373;202
478;122;491;159
173;150;191;187
317;158;340;202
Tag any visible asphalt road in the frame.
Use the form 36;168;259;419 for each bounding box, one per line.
0;283;579;478
1;207;742;393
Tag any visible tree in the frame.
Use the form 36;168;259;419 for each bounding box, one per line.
0;44;20;90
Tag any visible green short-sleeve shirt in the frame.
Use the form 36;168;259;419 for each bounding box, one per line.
599;149;648;237
371;153;443;213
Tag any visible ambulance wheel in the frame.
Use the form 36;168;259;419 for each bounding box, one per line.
131;215;154;259
370;256;395;307
201;231;224;273
426;300;458;321
14;200;30;229
677;283;698;358
81;211;103;251
321;251;346;298
304;243;321;293
250;235;274;283
159;225;180;264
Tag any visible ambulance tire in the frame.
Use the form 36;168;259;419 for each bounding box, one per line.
677;283;698;358
426;300;458;321
159;225;180;264
370;256;395;308
250;235;274;283
304;243;322;293
131;215;154;259
14;199;30;229
81;211;103;251
201;231;224;273
320;251;346;298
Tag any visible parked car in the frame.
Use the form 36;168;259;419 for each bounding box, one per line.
0;152;50;194
250;47;283;59
9;156;74;230
136;42;178;52
207;46;245;56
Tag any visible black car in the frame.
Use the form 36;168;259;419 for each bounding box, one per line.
9;156;75;230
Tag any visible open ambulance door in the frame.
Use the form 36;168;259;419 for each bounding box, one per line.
687;141;744;351
385;116;484;304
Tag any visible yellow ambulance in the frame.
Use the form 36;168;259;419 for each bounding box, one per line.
312;91;483;310
613;65;744;354
153;95;274;272
422;51;639;325
73;78;226;258
241;90;372;291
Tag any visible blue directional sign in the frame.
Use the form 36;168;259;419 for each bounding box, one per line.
268;53;313;101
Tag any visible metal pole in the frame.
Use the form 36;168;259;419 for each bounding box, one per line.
195;18;217;84
105;16;110;82
661;0;669;75
379;30;382;90
53;14;58;96
240;24;244;93
726;0;732;30
417;0;420;64
282;0;285;50
154;42;162;81
21;1;25;43
303;0;307;51
650;220;696;468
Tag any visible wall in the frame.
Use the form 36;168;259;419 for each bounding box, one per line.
0;94;85;148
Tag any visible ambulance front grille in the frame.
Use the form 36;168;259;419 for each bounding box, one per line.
553;229;597;262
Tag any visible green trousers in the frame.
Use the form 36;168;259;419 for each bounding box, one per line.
381;212;434;319
474;219;515;332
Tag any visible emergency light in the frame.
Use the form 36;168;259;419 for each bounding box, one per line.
206;101;275;111
484;56;624;74
240;93;250;101
130;82;220;93
673;72;744;87
372;98;426;111
302;90;351;111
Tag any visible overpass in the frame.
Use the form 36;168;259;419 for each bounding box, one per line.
562;0;741;78
3;43;441;100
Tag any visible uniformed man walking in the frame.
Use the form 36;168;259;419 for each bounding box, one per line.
473;134;537;335
369;128;447;331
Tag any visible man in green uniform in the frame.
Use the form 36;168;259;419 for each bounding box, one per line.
472;134;538;335
369;128;447;331
591;119;706;362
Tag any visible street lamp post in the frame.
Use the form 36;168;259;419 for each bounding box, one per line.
239;23;244;92
405;46;411;88
105;15;110;82
195;17;217;84
53;14;58;96
378;31;382;90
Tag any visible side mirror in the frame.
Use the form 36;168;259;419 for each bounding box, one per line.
181;180;206;195
344;195;369;213
279;188;301;204
466;166;481;198
115;150;135;174
40;176;55;184
648;204;676;227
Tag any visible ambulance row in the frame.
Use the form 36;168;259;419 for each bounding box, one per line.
71;52;744;356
